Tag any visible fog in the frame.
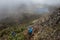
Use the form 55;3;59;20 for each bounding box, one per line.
0;0;60;20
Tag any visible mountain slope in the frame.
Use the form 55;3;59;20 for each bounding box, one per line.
24;7;60;40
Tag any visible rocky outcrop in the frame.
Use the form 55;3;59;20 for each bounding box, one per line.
35;7;60;40
25;8;60;40
24;7;60;40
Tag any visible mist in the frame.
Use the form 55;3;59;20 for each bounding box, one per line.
0;0;60;20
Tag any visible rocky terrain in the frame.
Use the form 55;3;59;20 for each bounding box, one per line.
0;7;60;40
24;7;60;40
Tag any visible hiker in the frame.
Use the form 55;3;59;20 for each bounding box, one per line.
11;31;16;37
28;26;33;40
28;26;33;36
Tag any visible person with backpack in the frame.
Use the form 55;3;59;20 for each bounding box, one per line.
28;26;33;39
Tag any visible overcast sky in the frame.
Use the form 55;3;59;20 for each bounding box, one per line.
0;0;60;6
0;0;60;20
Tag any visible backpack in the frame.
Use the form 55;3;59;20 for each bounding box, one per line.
28;27;33;34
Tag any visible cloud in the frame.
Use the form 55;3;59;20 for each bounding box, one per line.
32;0;60;5
0;0;60;5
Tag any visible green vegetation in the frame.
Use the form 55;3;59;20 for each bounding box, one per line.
0;22;29;40
0;20;31;40
0;13;40;40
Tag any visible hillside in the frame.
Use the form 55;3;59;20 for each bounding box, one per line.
0;13;41;40
23;7;60;40
0;7;60;40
